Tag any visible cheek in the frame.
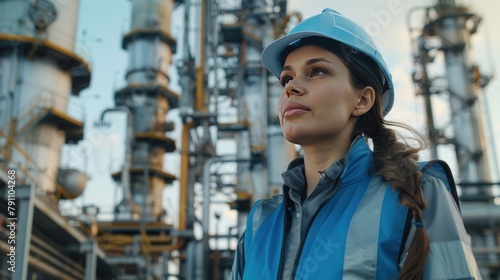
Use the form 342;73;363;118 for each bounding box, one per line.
277;93;286;119
316;86;355;110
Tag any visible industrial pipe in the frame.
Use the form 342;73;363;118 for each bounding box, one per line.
100;107;135;215
202;156;249;279
461;202;500;228
154;121;195;254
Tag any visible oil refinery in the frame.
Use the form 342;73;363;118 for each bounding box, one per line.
0;0;499;279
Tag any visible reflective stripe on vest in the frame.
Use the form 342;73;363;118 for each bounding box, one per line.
243;176;408;280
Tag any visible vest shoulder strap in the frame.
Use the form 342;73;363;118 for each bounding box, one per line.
418;159;460;210
399;160;460;260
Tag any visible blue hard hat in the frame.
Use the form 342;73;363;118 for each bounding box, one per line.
261;8;394;115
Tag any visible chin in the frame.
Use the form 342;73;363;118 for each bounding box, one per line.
282;130;310;146
282;123;313;142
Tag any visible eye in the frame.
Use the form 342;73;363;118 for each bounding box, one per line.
311;68;327;77
279;75;292;87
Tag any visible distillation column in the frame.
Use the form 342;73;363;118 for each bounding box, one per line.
0;0;90;203
413;0;494;198
0;0;107;278
233;0;291;228
433;0;492;194
96;0;179;278
187;0;292;278
111;0;178;221
238;0;292;204
410;0;499;276
234;0;269;230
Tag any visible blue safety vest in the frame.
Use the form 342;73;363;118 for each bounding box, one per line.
242;139;460;280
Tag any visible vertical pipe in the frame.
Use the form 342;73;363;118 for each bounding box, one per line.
202;157;248;279
195;0;207;112
125;110;134;210
179;122;194;231
13;185;35;280
201;157;219;280
84;240;96;280
179;0;194;117
4;51;21;162
153;122;190;252
161;251;170;279
212;2;220;121
101;107;134;219
417;36;438;159
481;91;500;180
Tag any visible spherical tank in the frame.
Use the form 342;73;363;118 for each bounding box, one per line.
57;168;87;199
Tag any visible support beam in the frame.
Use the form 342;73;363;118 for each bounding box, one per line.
83;240;97;280
14;185;34;280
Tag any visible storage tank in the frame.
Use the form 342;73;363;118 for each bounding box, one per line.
0;0;90;199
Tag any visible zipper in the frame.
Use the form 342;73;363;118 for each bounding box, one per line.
290;177;342;279
277;192;291;280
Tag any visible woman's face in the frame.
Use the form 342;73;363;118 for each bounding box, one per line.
278;44;362;146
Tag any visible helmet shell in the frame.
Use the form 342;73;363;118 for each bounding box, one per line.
261;8;394;115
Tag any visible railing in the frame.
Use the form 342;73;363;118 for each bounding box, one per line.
14;91;66;139
0;126;80;203
0;128;45;190
0;90;77;199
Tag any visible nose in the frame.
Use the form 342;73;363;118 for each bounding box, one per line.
284;79;305;97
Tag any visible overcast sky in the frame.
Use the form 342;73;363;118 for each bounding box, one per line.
62;0;500;217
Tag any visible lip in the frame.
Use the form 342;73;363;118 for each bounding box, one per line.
283;102;310;118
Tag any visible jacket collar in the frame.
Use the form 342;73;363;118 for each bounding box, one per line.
281;135;373;193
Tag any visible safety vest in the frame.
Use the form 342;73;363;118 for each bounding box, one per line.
242;139;459;280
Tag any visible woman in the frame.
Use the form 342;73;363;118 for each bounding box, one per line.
230;8;481;280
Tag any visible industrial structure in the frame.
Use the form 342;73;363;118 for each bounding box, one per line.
408;0;500;278
0;0;498;279
0;0;292;278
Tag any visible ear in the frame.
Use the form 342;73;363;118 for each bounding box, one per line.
352;86;375;117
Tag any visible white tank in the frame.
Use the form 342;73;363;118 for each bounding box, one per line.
0;0;80;51
0;0;87;198
15;59;71;118
45;0;80;51
11;124;65;195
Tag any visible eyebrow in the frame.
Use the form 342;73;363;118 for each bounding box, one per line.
282;57;334;72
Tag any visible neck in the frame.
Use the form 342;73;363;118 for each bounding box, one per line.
302;137;351;196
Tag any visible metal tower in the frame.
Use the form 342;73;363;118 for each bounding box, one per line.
174;0;293;278
408;0;500;277
0;0;294;278
0;0;117;278
94;0;185;278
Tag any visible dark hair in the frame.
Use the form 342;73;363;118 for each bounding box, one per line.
284;37;429;279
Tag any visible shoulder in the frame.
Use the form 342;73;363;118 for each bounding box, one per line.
420;173;459;212
250;194;284;221
247;194;284;234
419;160;459;206
419;176;482;279
420;173;450;196
420;173;467;242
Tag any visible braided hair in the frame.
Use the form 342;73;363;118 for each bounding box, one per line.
341;45;429;280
